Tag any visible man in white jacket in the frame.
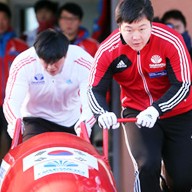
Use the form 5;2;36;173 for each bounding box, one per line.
3;29;95;141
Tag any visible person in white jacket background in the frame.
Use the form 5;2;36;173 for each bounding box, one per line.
3;29;95;141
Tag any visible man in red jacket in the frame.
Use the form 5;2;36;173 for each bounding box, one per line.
0;2;28;163
57;2;99;57
87;0;192;191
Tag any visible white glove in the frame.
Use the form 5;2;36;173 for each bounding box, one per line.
98;112;120;129
136;106;159;128
74;115;96;137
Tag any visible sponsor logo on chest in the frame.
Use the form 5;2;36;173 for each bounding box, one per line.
31;73;45;84
149;55;166;69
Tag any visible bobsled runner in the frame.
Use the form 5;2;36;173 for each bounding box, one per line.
0;118;118;192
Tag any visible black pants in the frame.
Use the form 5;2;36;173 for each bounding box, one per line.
0;107;11;163
23;117;76;142
122;108;192;192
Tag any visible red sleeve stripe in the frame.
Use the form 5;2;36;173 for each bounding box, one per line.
86;115;96;127
89;32;120;85
87;32;120;115
4;57;35;123
74;57;92;70
3;102;14;125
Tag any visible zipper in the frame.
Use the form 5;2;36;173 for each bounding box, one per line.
137;51;153;105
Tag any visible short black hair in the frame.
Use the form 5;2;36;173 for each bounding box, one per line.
115;0;154;24
0;2;11;18
34;29;69;64
58;2;83;20
34;0;58;14
161;10;187;27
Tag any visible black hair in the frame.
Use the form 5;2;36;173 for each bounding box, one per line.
58;2;84;20
0;2;11;18
161;10;187;27
34;0;58;14
34;29;69;64
115;0;154;24
153;16;161;23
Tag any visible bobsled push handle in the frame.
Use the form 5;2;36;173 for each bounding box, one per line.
80;121;91;143
103;118;137;159
79;118;137;160
118;117;137;123
11;118;22;149
79;122;109;159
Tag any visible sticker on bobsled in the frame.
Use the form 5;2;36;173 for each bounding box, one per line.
34;159;88;180
23;147;98;172
0;160;11;188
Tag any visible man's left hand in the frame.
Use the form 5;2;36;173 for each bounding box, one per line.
136;106;159;128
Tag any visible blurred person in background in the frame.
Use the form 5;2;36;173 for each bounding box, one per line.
0;2;28;163
161;9;192;54
21;0;58;47
57;2;99;57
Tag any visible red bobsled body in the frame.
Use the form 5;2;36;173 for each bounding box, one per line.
0;120;117;192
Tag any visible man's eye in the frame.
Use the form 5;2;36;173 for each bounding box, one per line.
125;29;132;33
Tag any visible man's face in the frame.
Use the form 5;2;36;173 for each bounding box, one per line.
36;8;54;23
164;18;185;34
58;10;81;37
0;12;10;34
40;57;65;76
119;17;152;51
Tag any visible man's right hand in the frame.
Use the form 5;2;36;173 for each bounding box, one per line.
98;112;120;129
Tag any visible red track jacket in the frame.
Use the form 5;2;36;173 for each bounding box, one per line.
88;22;192;119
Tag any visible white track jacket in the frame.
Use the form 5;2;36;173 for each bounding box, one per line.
3;45;95;138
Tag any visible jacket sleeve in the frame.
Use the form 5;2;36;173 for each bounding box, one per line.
3;56;29;138
76;50;96;126
87;52;113;118
152;34;191;115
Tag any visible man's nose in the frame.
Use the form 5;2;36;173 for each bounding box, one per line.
132;31;141;40
47;65;55;70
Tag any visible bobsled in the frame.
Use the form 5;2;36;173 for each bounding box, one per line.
0;118;117;192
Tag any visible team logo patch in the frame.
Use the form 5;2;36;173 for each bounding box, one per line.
149;55;166;69
151;55;162;63
31;73;45;84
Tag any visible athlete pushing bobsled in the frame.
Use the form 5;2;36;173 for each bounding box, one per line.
0;28;117;191
0;118;118;192
87;0;192;191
